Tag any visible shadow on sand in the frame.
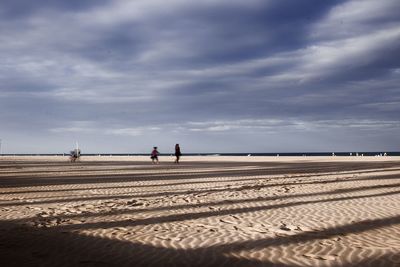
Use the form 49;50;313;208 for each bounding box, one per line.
1;160;400;266
0;213;399;267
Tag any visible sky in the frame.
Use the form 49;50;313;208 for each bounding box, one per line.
1;0;400;154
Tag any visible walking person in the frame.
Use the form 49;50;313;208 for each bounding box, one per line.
69;148;81;163
174;144;182;164
150;146;159;164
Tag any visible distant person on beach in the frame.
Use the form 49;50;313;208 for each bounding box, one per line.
174;144;182;164
69;148;81;163
150;147;159;164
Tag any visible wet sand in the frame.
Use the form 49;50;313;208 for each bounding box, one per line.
0;156;400;266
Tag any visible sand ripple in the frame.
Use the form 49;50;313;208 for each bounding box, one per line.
1;158;400;266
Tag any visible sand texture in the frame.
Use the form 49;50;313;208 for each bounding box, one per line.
0;156;399;266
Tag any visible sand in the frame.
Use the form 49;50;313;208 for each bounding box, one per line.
0;156;399;267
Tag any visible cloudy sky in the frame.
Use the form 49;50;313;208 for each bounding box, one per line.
1;0;399;153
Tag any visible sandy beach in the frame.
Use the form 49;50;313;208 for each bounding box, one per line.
0;156;399;267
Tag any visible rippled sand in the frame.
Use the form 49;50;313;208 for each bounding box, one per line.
0;156;399;267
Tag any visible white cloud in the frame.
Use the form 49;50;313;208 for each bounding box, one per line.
50;121;163;137
106;127;161;136
49;121;97;133
302;26;400;77
81;0;267;26
312;0;400;40
181;119;400;133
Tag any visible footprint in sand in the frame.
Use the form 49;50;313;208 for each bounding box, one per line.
283;186;290;193
279;222;291;231
303;253;337;261
271;222;308;236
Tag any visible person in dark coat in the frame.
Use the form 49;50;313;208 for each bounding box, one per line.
150;147;159;164
174;144;182;164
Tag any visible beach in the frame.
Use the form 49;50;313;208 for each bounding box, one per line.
0;156;399;267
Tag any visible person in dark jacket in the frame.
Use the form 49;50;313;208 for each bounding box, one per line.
174;144;182;164
150;147;159;164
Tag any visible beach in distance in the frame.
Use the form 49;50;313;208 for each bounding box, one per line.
1;154;398;162
0;156;399;266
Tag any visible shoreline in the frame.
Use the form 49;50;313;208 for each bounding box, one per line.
0;155;398;162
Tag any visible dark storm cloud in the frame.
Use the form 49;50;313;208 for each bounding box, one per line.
59;0;346;68
0;0;110;19
175;0;346;63
0;0;399;153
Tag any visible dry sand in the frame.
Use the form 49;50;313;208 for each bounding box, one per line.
0;156;399;267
